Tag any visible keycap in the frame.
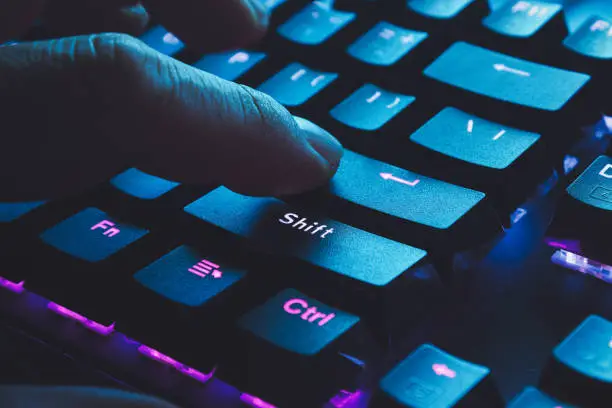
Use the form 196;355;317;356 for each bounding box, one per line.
258;62;338;106
546;156;612;265
347;22;428;66
372;344;502;407
139;26;185;56
564;16;612;59
330;84;415;130
408;0;475;19
540;315;612;406
110;168;179;200
0;201;45;223
184;187;440;316
134;245;246;307
294;150;499;251
277;1;356;45
424;42;591;112
483;0;562;38
410;107;540;170
219;288;367;407
39;207;148;262
193;50;266;81
508;387;575;407
263;0;288;11
406;107;549;216
115;245;250;372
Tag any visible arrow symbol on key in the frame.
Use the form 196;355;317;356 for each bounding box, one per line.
380;172;420;187
493;63;531;77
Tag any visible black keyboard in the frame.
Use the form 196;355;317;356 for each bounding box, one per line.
2;0;612;407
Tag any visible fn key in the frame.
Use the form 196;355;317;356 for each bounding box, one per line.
219;289;368;407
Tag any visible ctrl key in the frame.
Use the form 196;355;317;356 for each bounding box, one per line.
218;288;368;407
372;344;502;407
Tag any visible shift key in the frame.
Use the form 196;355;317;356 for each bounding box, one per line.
296;150;499;251
184;187;440;317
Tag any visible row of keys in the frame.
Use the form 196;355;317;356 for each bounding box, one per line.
280;1;612;60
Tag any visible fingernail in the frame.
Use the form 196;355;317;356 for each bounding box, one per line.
294;116;344;174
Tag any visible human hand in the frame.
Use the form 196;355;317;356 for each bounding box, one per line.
0;0;343;203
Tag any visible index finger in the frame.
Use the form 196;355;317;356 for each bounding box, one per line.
141;0;269;52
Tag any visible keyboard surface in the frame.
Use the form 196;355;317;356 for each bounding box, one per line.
2;0;612;407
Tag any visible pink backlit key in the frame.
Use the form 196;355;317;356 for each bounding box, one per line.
219;289;369;408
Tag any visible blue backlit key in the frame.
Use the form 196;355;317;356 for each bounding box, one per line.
424;42;590;111
347;22;428;66
0;201;45;222
483;0;562;38
193;50;266;81
373;344;498;407
328;150;485;230
330;84;414;130
110;168;179;200
508;387;574;407
262;0;288;10
134;245;246;307
139;26;185;56
277;1;356;45
567;155;612;211
258;63;337;106
542;315;612;406
564;16;612;59
40;208;148;262
410;107;540;169
221;288;365;406
408;0;475;19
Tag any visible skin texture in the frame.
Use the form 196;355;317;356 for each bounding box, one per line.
0;0;343;201
0;1;343;406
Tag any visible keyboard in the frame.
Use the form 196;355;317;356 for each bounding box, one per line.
1;0;612;406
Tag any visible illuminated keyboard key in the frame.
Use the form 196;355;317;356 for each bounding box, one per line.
546;156;612;266
424;42;590;111
140;26;185;56
330;84;414;130
347;22;428;66
184;187;440;315
221;288;365;406
328;150;484;230
0;201;45;222
541;315;612;406
194;50;266;81
258;63;337;106
564;16;612;59
567;155;612;211
408;0;475;19
410;107;540;169
277;1;355;45
373;344;499;407
263;0;288;10
483;0;562;38
508;387;574;407
110;168;179;200
40;208;148;262
134;245;246;307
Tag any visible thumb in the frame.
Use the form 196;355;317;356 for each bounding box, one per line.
0;34;342;201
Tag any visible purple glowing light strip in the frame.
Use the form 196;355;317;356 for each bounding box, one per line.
137;345;213;384
47;302;115;336
552;249;612;284
329;389;364;408
0;277;24;294
240;393;277;408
